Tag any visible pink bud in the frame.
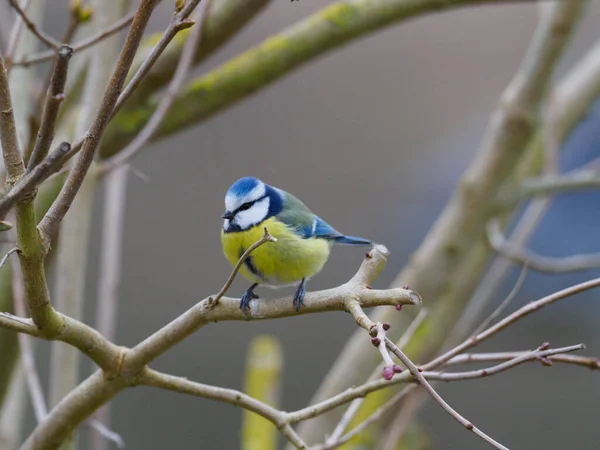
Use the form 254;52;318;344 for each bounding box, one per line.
395;304;403;311
382;366;394;380
402;284;409;290
371;337;381;347
540;342;551;350
382;323;391;331
539;356;553;367
393;364;403;373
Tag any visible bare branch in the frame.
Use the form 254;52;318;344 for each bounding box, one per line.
0;247;20;270
427;276;600;369
122;245;421;372
385;336;508;449
210;226;276;307
447;351;600;370
5;0;32;64
0;142;71;219
13;11;135;67
487;219;600;273
8;0;61;50
112;0;203;120
27;46;73;170
326;308;428;446
101;0;209;171
38;0;162;244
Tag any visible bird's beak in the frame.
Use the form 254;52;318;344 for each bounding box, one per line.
222;210;234;220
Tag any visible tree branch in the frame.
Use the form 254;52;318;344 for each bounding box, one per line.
12;11;135;67
487;219;600;272
122;244;421;372
100;0;537;154
101;0;210;171
37;0;162;244
7;0;61;50
27;46;73;170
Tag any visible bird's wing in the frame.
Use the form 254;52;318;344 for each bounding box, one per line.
276;190;344;240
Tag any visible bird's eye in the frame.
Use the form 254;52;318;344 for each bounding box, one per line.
239;202;253;211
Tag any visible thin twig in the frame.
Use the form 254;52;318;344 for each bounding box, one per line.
385;338;508;449
317;386;417;450
86;420;125;450
447;351;600;370
0;143;71;219
472;263;528;335
8;0;61;50
0;247;20;270
13;11;135;67
427;277;600;370
422;344;585;381
111;0;202;120
27;46;73;170
102;1;208;172
326;308;428;445
487;218;600;273
38;0;162;244
209;226;276;307
5;0;32;64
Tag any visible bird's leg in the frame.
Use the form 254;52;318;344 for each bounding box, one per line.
293;278;306;312
240;283;259;314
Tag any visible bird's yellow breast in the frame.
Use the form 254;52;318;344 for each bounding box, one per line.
221;217;331;285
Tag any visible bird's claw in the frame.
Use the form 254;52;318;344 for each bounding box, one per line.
293;278;306;312
239;284;259;314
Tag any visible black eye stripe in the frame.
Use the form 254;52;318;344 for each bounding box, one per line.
233;194;267;215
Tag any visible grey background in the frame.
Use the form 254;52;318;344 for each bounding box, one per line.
32;1;600;449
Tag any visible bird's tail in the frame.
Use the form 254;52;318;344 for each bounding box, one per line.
334;235;372;246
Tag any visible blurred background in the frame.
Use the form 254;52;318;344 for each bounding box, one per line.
28;0;600;448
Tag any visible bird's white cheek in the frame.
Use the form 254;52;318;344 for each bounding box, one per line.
223;219;230;230
236;198;269;229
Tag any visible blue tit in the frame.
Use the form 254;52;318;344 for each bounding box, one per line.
221;176;372;313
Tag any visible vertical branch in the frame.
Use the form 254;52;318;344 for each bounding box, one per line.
89;166;128;450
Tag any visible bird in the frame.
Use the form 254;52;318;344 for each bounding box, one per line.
220;176;372;313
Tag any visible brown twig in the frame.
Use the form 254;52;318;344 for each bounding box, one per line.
385;336;508;449
27;46;73;170
111;0;203;121
37;0;162;244
8;0;61;50
209;226;276;307
101;0;209;172
13;11;135;67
